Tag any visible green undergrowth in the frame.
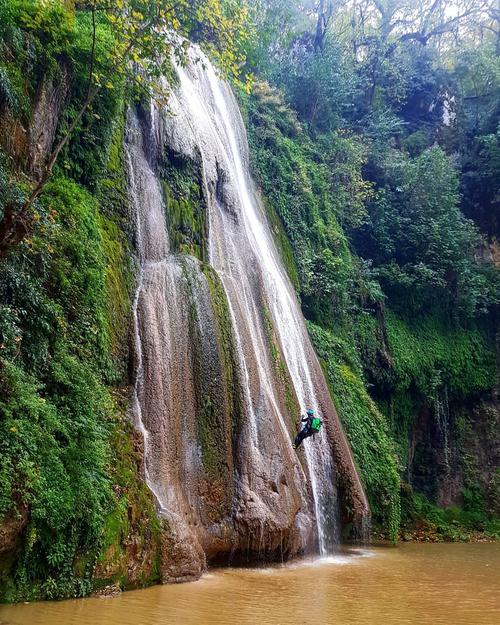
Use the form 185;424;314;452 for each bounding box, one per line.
353;307;498;535
0;62;29;119
0;0;73;118
368;310;496;462
384;310;495;400
400;486;500;541
0;176;116;601
307;321;401;541
94;410;161;590
0;157;158;600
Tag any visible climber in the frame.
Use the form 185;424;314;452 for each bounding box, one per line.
292;408;323;450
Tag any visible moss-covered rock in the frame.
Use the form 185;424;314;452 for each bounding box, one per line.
94;412;161;591
200;264;244;463
161;149;207;261
262;305;300;423
307;321;401;541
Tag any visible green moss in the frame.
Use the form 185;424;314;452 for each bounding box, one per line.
201;264;243;460
97;107;132;380
198;394;219;474
262;305;299;421
161;149;207;261
98;214;132;377
174;260;242;521
384;310;495;400
95;413;161;590
370;309;497;471
186;268;224;479
164;183;206;261
98;104;128;219
261;196;300;292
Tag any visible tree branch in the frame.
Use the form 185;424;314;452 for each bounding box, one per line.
86;2;97;102
0;3;183;256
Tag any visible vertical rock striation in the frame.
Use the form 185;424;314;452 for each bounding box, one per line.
127;48;369;580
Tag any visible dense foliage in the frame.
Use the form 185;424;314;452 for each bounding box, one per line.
0;173;116;599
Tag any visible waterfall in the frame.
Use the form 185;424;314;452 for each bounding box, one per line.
127;107;198;519
435;385;451;475
127;47;368;576
172;59;338;554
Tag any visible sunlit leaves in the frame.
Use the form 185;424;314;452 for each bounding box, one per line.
12;0;253;102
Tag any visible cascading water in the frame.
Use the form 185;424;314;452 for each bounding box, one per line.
171;59;338;554
127;46;369;578
127;107;214;580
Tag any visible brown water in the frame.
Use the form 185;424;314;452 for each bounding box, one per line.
1;544;499;625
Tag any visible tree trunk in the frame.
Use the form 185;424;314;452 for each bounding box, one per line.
314;0;333;52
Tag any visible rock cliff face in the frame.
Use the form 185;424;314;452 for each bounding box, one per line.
126;50;369;580
0;64;69;175
0;502;28;571
408;393;499;512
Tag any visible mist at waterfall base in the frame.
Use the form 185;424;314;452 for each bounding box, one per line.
127;46;369;578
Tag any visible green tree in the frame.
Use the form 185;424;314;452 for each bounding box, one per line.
358;146;496;315
0;0;252;256
451;43;500;236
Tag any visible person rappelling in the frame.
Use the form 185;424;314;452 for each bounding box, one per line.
292;408;323;450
